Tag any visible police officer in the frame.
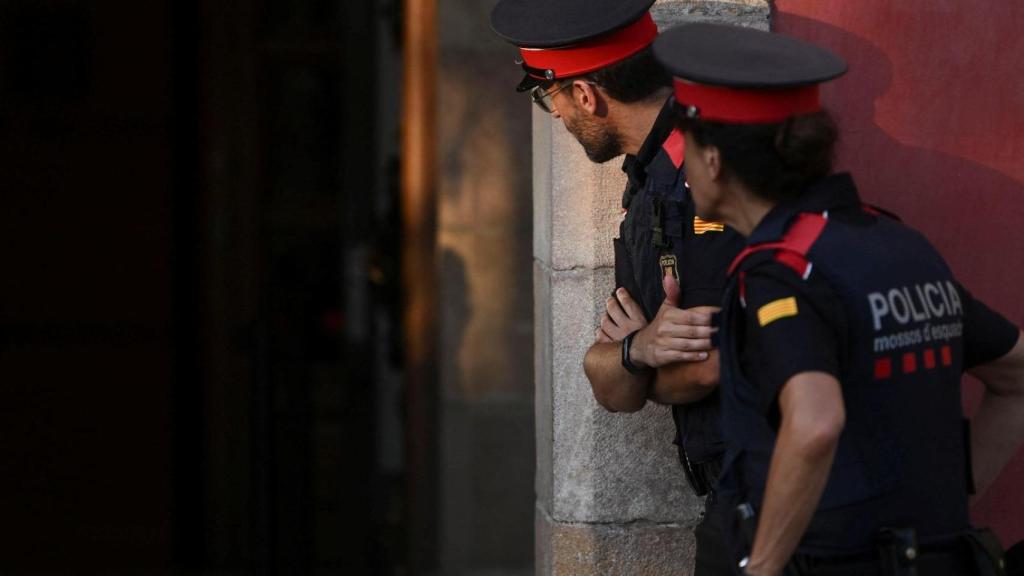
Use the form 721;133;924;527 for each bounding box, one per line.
653;23;1024;576
491;2;745;574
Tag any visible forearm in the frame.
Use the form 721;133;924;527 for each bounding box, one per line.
584;342;650;412
746;373;844;576
746;427;837;575
649;351;720;405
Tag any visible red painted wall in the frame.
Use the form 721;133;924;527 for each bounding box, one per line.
774;2;1024;545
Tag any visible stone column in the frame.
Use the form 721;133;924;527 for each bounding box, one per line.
533;2;769;574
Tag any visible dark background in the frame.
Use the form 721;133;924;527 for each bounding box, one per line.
0;0;416;573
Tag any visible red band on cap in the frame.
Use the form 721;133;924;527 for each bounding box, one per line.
674;79;821;124
519;13;657;80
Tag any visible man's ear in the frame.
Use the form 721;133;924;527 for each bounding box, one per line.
571;79;600;115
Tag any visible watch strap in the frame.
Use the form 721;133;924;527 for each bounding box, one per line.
621;329;650;375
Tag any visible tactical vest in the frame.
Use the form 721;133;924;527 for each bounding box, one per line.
615;128;724;488
719;206;971;554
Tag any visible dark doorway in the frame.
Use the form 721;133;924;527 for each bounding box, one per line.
0;0;405;573
0;0;185;570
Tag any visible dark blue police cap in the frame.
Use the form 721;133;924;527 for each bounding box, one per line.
490;0;658;91
653;23;847;124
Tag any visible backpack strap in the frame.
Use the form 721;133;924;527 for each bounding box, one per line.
727;212;829;306
965;528;1008;576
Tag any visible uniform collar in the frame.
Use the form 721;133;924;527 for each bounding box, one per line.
621;96;677;188
746;173;860;244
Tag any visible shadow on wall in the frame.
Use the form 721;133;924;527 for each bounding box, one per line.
775;13;1024;312
775;12;1024;546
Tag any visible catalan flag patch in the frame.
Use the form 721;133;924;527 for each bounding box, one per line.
693;217;725;234
757;297;798;327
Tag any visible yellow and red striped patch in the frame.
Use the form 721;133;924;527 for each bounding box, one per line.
757;297;798;327
693;217;725;235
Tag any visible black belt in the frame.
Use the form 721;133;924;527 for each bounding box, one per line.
791;541;977;576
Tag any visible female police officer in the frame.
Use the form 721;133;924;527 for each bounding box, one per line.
652;23;1024;576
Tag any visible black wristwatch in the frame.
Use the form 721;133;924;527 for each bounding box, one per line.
621;330;650;375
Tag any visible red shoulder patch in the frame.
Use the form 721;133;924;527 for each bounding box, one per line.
662;129;685;169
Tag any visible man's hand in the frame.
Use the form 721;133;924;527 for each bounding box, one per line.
630;274;714;368
595;287;648;343
584;276;722;411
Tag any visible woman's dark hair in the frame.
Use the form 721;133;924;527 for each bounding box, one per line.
584;45;672;103
677;110;839;202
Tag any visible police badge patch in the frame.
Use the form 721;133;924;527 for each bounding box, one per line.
660;254;678;280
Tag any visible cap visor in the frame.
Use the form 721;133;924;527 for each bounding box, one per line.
516;72;543;92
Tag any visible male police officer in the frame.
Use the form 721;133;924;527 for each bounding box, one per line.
491;2;745;574
653;23;1024;576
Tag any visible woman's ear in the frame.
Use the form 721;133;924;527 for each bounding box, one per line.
704;145;722;181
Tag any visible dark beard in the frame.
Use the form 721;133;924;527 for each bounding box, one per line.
567;112;623;164
582;131;623;163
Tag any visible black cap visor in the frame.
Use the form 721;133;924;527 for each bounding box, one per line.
517;72;544;92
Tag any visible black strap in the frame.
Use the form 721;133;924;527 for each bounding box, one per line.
620;330;650;376
877;528;919;576
1005;541;1024;576
792;531;1006;576
966;528;1007;576
964;419;977;495
675;445;722;497
790;544;974;576
651;196;667;249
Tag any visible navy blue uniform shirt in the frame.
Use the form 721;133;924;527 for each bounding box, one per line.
614;97;745;465
718;173;1019;555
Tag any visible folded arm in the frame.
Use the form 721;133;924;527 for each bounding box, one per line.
584;282;719;412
